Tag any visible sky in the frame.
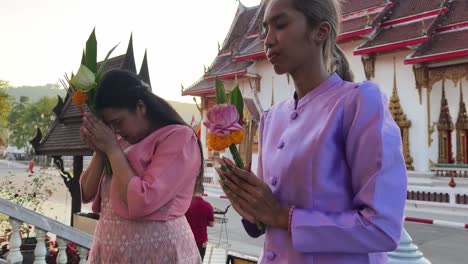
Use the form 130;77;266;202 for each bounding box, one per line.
0;0;261;103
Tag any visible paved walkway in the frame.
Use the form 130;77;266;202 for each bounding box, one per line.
2;160;468;263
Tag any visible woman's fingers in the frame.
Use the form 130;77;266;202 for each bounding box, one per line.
219;180;256;223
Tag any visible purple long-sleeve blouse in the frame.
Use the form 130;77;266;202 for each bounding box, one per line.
243;73;407;263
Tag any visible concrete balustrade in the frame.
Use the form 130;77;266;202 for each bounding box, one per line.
0;198;92;263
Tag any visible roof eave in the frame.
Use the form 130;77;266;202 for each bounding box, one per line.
337;27;373;42
233;52;266;62
405;49;468;65
354;36;429;55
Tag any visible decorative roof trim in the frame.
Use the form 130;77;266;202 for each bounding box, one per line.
341;3;389;21
182;88;214;96
381;8;447;28
354;36;429;55
206;70;247;80
233;51;266;62
436;21;468;33
218;50;232;57
405;48;468;65
337;27;373;42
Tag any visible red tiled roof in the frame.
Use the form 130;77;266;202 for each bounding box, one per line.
387;0;445;21
439;0;468;27
245;3;266;36
234;39;265;61
405;29;468;64
354;0;448;55
210;60;253;77
338;14;377;42
184;3;260;96
355;18;436;55
338;1;392;43
219;5;259;53
341;0;387;15
340;14;377;33
204;56;231;78
182;79;215;96
405;0;468;64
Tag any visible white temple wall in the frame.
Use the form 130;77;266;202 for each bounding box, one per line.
245;59;295;111
339;39;367;82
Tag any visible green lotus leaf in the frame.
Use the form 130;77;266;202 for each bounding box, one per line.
70;64;97;92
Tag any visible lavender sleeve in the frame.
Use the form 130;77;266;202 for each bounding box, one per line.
291;82;407;253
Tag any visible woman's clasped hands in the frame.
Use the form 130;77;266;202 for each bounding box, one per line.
80;112;120;154
216;157;289;230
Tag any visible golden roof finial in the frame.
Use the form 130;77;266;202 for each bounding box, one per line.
438;79;454;131
389;57;410;127
456;81;468;130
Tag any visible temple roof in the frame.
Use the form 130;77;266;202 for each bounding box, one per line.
405;0;468;64
183;2;260;96
354;0;446;55
341;0;388;15
338;0;390;42
32;36;152;156
234;39;265;61
219;4;259;54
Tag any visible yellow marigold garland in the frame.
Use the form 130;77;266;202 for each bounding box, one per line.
207;130;245;151
71;90;88;106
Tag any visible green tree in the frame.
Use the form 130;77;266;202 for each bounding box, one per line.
7;96;57;155
0;80;14;143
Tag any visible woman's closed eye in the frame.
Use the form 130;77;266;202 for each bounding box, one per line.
108;119;121;130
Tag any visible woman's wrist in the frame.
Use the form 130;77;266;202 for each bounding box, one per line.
273;206;290;230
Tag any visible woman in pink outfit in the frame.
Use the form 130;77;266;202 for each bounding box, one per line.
217;0;407;263
80;69;202;263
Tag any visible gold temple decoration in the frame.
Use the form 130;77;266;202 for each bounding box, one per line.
437;80;455;164
413;63;468;146
413;65;429;105
456;81;468;164
361;54;375;80
428;63;468;89
389;57;414;170
427;86;436;146
271;77;275;107
239;109;259;170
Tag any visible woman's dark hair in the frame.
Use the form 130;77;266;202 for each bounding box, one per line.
291;0;354;82
96;69;204;191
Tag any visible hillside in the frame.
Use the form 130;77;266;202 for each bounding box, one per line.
6;84;200;124
6;84;65;103
168;101;201;125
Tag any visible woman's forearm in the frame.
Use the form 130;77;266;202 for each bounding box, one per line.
107;148;135;204
81;151;105;202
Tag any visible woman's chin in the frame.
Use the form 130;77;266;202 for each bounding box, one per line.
273;65;288;75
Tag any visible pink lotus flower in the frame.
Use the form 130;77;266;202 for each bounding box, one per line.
203;104;242;136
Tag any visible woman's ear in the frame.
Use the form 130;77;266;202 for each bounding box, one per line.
136;99;147;116
313;21;331;44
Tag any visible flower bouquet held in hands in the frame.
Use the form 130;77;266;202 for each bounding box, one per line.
203;77;264;231
203;77;245;170
59;29;118;175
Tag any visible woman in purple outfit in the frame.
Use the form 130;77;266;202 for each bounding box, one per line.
217;0;407;263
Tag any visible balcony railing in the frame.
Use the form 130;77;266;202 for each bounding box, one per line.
430;163;468;177
0;198;92;264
